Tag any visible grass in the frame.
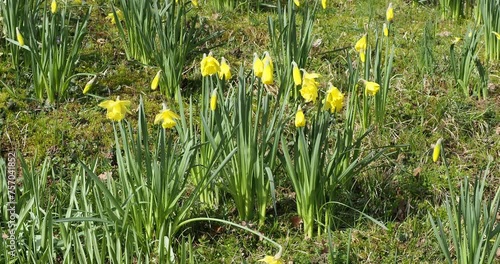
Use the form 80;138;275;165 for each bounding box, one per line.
1;0;499;263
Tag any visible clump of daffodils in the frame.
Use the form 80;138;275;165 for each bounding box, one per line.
253;52;274;85
200;53;232;81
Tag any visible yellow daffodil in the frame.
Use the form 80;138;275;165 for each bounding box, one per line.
452;37;461;44
355;34;367;62
253;53;264;78
210;89;217;111
73;0;82;5
295;106;306;128
151;70;161;90
192;0;198;7
16;27;24;47
263;51;274;72
201;52;220;77
154;106;180;129
218;57;231;80
51;0;57;13
383;23;389;37
432;138;442;162
492;31;500;40
83;75;97;94
262;59;274;85
363;80;380;96
323;85;344;113
259;255;284;264
293;0;300;7
322;0;327;9
99;97;131;122
292;61;301;86
106;9;124;25
386;3;394;22
299;71;320;103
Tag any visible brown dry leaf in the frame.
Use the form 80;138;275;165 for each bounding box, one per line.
291;215;303;228
413;167;422;177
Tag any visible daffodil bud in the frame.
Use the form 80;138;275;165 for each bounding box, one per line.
432;138;442;162
83;75;97;94
292;61;301;87
386;3;394;23
218;57;231;80
151;70;161;90
253;53;264;78
210;89;217;111
16;27;24;47
262;60;273;85
51;0;58;14
295;106;306;128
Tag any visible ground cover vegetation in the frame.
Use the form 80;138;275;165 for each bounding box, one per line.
0;0;499;263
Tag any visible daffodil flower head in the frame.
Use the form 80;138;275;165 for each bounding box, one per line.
210;89;217;111
295;105;306;128
263;51;274;72
355;34;367;62
292;61;302;86
218;57;231;80
151;70;161;90
201;52;220;77
83;75;97;94
293;0;300;7
355;34;367;53
253;53;264;78
262;59;274;85
73;0;82;5
323;84;344;113
492;31;500;40
16;27;25;47
322;0;327;9
107;9;124;25
191;0;198;7
259;255;284;264
363;80;380;96
154;103;180;129
386;3;394;22
99;97;131;122
383;23;389;37
432;138;442;162
452;37;461;44
51;0;58;14
299;70;320;103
